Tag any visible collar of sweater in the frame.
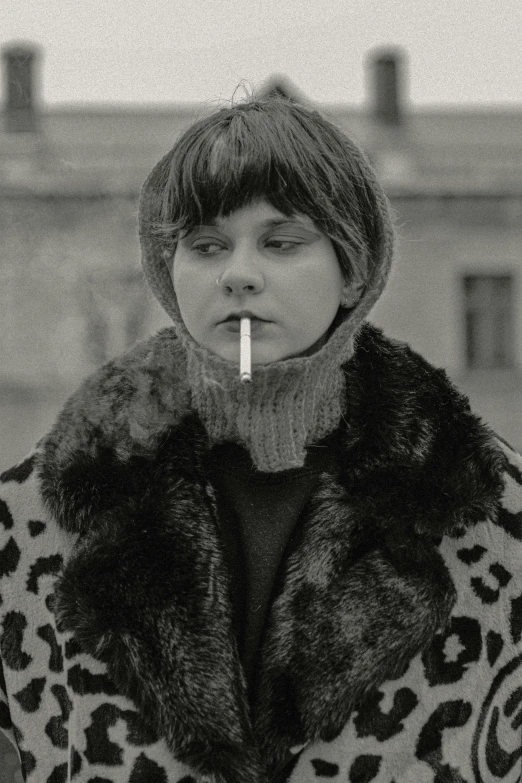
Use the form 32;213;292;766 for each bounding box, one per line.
31;323;507;782
178;309;352;472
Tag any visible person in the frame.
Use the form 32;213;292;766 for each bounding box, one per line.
1;94;521;783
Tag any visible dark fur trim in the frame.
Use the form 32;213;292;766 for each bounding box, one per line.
338;327;506;535
48;413;265;783
37;324;506;781
252;474;457;776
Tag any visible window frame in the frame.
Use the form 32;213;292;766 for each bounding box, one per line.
461;272;516;371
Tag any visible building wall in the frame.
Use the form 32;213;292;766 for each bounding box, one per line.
371;195;522;369
0;192;166;389
0;191;169;470
1;192;522;471
370;194;522;449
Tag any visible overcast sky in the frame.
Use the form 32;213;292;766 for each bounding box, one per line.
2;0;521;108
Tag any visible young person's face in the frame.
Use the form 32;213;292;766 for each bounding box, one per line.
172;199;356;365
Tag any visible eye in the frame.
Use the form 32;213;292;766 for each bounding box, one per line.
266;239;303;252
191;241;224;256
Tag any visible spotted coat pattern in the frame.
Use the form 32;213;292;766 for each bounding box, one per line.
0;455;199;782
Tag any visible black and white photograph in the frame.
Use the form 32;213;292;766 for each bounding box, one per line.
1;2;522;781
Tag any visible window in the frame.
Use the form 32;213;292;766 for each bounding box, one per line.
463;274;514;369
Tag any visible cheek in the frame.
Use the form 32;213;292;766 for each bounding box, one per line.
172;261;209;315
296;267;343;314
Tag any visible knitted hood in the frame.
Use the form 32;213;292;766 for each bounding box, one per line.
136;124;397;471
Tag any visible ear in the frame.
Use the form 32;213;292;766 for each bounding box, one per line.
341;279;364;308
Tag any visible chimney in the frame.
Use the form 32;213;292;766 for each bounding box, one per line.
369;48;405;126
2;42;41;133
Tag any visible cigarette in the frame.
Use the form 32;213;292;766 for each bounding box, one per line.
240;316;252;383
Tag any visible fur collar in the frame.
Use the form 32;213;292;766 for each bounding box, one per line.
37;324;506;783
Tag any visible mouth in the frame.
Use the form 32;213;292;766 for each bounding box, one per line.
220;312;269;324
220;317;270;333
222;316;267;324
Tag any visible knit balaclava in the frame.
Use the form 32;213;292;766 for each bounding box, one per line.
138;114;395;473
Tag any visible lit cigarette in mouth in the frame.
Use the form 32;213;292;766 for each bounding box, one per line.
240;316;252;383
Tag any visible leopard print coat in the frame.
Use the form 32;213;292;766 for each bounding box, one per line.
1;324;521;783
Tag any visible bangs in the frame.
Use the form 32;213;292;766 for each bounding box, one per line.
158;101;342;237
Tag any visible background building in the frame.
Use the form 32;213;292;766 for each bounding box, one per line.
1;43;522;472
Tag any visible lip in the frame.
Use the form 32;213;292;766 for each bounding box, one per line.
221;318;270;333
220;310;268;324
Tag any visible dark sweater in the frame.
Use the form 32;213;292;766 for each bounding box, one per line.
207;436;338;694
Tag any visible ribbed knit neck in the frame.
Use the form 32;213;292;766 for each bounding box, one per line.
176;312;353;472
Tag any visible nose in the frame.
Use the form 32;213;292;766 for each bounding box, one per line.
217;248;264;296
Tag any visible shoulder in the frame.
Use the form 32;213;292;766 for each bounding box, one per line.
351;324;480;450
1;328;192;539
355;324;469;398
352;324;506;462
40;327;191;466
347;324;506;474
